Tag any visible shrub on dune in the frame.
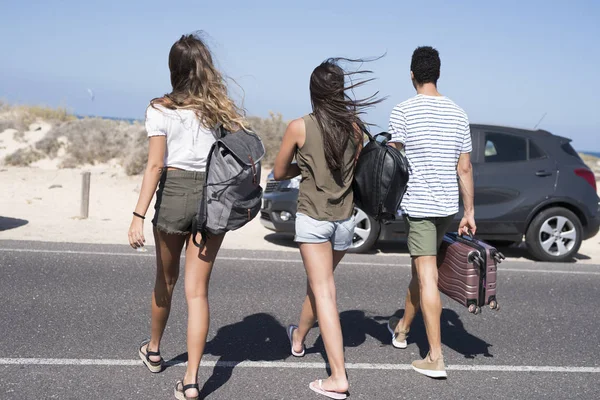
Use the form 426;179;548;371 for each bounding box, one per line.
1;103;288;174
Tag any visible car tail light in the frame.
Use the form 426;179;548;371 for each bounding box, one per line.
575;168;597;191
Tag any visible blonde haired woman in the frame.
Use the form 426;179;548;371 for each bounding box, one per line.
128;33;246;400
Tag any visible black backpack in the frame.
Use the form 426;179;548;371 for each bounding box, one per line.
352;128;409;222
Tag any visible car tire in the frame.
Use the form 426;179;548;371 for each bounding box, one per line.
525;207;583;262
347;206;381;254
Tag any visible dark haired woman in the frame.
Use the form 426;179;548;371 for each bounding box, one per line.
273;58;382;399
128;33;247;400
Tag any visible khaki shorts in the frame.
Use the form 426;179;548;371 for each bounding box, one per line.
403;214;455;257
152;170;205;235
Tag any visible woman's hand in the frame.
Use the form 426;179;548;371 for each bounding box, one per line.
128;216;146;249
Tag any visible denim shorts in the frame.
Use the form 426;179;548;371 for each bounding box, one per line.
294;212;356;251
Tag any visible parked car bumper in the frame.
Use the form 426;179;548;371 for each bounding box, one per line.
583;200;600;240
260;189;298;234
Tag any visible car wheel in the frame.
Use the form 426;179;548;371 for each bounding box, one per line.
347;206;380;253
525;207;583;262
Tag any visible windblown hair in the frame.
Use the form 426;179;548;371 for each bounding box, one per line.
310;58;384;172
151;33;246;132
410;46;441;86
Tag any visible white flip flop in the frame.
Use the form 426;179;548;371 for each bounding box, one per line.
309;379;348;400
287;324;305;357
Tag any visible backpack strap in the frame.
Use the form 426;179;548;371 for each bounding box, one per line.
192;139;217;249
211;123;228;141
359;122;375;142
191;218;207;249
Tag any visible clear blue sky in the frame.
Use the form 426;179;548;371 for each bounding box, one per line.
1;0;599;150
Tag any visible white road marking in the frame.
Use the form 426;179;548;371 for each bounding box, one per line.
0;248;405;266
0;248;155;257
1;248;599;274
0;358;599;373
500;268;600;275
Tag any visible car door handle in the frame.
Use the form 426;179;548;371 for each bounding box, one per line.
536;170;553;177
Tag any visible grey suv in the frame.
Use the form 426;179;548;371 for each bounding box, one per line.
260;124;600;262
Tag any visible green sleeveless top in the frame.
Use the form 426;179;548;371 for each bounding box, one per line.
296;114;358;221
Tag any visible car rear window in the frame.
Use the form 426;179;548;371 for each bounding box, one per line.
484;133;527;163
529;141;546;159
561;143;582;160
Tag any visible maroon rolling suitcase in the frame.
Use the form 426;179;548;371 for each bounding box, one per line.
437;232;504;314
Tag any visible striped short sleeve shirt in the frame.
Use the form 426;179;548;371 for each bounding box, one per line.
389;94;472;218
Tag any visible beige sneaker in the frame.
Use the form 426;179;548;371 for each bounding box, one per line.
412;353;447;378
387;317;408;349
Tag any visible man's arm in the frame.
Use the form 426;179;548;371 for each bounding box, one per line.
457;152;476;235
388;105;406;149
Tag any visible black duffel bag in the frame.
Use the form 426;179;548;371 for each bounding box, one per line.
352;127;409;222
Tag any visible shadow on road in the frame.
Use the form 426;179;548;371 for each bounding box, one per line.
263;233;297;249
165;309;491;396
166;313;289;399
306;310;390;375
0;216;28;232
496;242;591;262
375;309;493;359
375;239;593;262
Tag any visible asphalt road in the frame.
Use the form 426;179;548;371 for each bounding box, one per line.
1;240;599;399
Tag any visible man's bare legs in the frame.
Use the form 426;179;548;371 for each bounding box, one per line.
396;259;420;335
413;255;443;361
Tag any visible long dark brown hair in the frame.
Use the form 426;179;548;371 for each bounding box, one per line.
310;58;384;172
151;32;247;132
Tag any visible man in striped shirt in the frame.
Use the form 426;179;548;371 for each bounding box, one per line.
387;46;476;379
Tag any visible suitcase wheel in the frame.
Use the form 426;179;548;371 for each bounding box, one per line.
489;300;500;311
468;304;481;314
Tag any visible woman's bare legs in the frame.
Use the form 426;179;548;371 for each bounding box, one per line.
293;250;345;354
145;228;186;362
182;233;225;398
298;242;348;393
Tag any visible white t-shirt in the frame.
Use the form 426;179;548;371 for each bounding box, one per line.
389;94;472;218
145;105;216;172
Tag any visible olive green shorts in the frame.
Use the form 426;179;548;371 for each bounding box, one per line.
152;170;205;235
403;214;456;257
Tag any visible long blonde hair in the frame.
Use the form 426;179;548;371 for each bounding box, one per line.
151;33;247;132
